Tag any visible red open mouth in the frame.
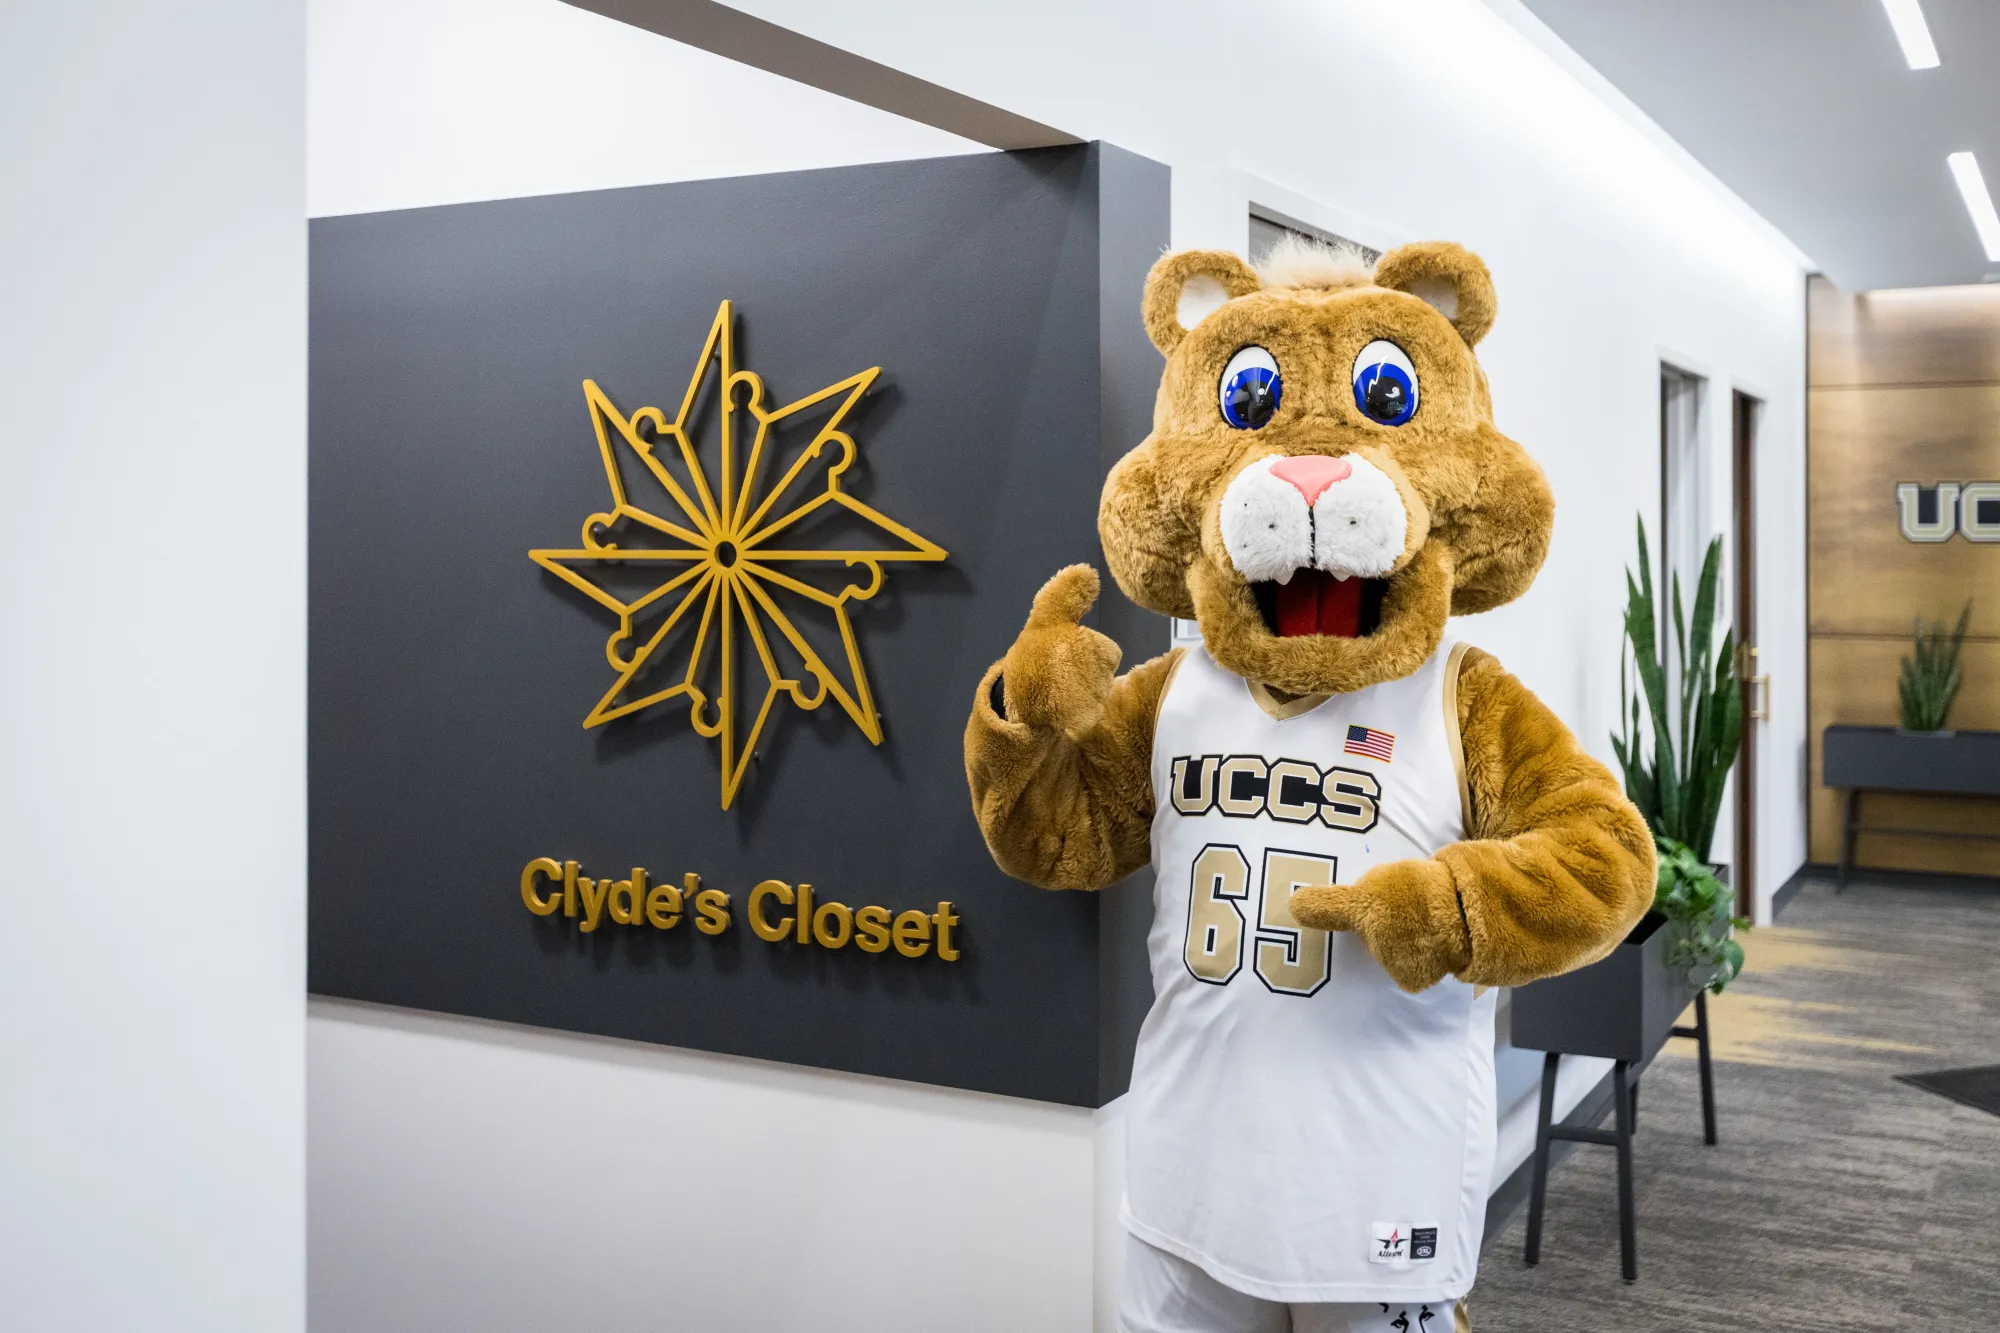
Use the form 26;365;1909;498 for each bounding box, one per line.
1253;570;1388;638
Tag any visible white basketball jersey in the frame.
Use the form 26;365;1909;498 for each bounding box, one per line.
1121;640;1496;1304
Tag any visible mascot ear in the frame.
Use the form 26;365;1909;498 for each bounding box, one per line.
1374;241;1497;347
1141;250;1262;355
1444;430;1554;615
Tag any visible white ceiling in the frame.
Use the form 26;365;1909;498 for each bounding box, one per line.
1517;0;2000;291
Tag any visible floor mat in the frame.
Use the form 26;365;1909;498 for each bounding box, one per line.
1896;1064;2000;1117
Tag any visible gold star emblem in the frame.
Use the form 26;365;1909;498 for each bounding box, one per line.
530;300;947;809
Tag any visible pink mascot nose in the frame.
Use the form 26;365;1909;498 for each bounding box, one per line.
1269;454;1352;505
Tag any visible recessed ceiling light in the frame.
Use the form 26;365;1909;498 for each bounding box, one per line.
1947;153;2000;263
1881;0;1942;69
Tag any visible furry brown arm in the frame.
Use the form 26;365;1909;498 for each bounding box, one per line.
1444;647;1656;984
964;567;1181;891
1293;647;1655;992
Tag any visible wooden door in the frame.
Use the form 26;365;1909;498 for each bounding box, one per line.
1733;390;1761;917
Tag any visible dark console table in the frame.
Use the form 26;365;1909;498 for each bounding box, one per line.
1822;726;2000;886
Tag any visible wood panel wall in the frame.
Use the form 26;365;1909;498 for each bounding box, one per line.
1808;277;2000;876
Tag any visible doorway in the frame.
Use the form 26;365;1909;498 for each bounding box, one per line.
1658;366;1710;620
1247;210;1380;268
1660;369;1760;913
1659;364;1746;893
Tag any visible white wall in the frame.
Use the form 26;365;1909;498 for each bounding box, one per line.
311;999;1096;1333
700;0;1816;912
306;0;1812;1327
0;4;307;1331
307;0;978;218
700;0;1812;916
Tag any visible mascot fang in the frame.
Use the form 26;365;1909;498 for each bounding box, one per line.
964;237;1655;1333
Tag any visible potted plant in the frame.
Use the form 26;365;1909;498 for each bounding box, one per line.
1898;603;1971;734
1822;601;1991;884
1514;520;1745;1057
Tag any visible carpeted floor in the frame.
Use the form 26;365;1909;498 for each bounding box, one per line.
1473;873;2000;1332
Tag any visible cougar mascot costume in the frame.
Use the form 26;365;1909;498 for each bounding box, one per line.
964;239;1654;1333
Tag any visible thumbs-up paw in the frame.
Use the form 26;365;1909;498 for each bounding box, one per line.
997;565;1123;732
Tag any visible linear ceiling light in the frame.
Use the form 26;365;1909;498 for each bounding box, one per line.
1947;152;2000;261
1880;0;1941;69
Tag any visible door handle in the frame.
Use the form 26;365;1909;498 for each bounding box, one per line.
1736;644;1768;720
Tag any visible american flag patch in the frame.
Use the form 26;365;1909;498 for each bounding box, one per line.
1344;724;1395;762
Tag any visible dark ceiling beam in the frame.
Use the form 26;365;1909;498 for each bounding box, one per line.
563;0;1082;150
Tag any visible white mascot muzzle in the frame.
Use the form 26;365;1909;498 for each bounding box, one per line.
1219;453;1407;585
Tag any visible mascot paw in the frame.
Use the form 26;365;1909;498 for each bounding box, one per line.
997;565;1122;732
1291;860;1472;994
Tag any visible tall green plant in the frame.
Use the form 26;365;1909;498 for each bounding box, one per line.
1611;519;1748;992
1897;602;1971;731
1611;518;1743;862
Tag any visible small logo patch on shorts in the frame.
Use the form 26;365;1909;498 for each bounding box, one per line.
1369;1221;1440;1266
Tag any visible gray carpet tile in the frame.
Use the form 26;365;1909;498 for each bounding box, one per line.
1472;874;2000;1332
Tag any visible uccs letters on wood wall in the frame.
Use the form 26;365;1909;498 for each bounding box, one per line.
309;146;1169;1106
1808;277;2000;876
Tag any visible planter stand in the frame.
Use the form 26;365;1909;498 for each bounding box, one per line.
1823;725;2000;888
1675;989;1720;1148
1521;990;1715;1282
1511;913;1717;1282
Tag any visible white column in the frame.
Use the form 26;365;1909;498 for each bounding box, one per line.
0;4;307;1329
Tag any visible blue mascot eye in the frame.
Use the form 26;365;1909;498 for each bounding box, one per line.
1352;339;1419;426
1219;346;1281;430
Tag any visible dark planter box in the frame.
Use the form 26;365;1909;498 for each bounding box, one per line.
1510;913;1694;1064
1822;725;2000;797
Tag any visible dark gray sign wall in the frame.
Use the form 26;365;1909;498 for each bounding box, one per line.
310;145;1168;1107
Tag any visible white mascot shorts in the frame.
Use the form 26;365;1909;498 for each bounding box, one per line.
1121;1235;1471;1333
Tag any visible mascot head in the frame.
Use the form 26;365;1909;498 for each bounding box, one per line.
1100;237;1554;696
